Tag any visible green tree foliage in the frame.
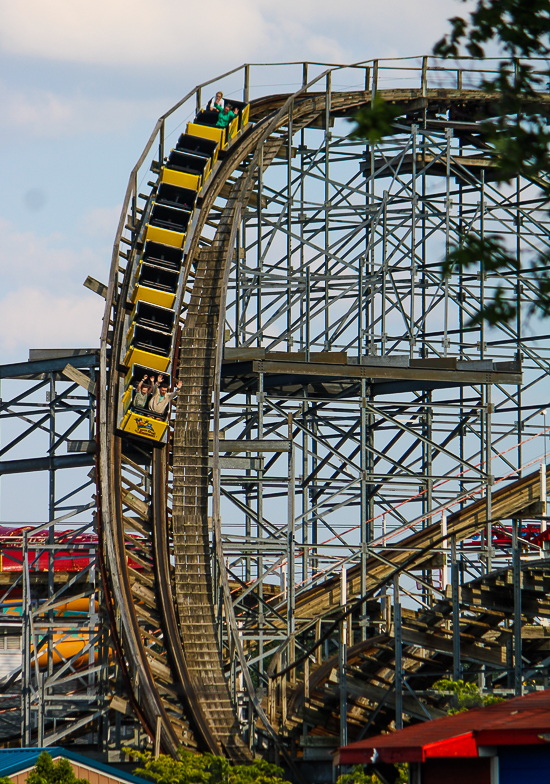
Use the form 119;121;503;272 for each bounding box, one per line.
432;678;504;714
350;0;550;326
124;748;285;784
348;96;402;145
337;763;408;784
27;752;88;784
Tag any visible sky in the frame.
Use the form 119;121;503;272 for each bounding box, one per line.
0;0;474;365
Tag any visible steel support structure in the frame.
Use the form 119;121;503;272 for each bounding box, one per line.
0;351;115;749
208;58;550;750
3;58;550;759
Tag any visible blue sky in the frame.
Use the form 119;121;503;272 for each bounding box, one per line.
0;0;470;364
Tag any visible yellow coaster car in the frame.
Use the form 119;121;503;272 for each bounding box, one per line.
123;346;171;374
121;410;168;441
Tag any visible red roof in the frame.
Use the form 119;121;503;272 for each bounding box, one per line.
335;689;550;766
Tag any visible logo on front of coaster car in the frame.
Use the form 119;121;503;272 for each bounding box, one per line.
134;417;156;437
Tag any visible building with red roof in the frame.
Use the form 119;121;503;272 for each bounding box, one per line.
334;689;550;784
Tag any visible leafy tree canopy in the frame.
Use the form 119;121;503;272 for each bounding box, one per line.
27;752;88;784
337;762;408;784
432;678;504;714
350;0;550;326
124;748;285;784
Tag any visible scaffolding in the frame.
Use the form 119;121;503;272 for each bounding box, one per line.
207;57;550;751
0;350;109;747
3;57;550;762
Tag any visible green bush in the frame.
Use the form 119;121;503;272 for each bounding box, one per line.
27;752;88;784
337;763;408;784
433;679;504;714
124;748;285;784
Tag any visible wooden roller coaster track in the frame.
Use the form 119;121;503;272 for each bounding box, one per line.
290;467;549;625
96;72;550;760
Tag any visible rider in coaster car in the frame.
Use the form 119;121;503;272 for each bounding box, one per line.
216;104;239;129
207;91;224;112
134;375;153;408
148;374;183;417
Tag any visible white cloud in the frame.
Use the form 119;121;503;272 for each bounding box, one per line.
0;0;269;66
0;80;165;138
0;217;104;291
0;0;472;68
0;287;103;352
0;217;109;357
79;205;122;240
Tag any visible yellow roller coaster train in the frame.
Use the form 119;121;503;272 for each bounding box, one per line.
120;102;250;445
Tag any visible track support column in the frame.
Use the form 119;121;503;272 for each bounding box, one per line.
339;565;348;747
513;519;522;695
394;575;403;730
451;534;461;682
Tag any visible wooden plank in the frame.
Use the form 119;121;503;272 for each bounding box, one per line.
62;363;97;395
110;695;133;716
218;181;267;209
83;276;108;299
131;581;157;609
122;491;149;519
67;440;96;454
208;456;263;470
398;627;503;666
224;348;348;364
212;439;291;453
299;736;340;747
29;348;98;361
252;359;522;385
128;565;154;587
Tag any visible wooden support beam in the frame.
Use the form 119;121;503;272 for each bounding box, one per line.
397;626;503;666
211;439;291;453
252;359;522;385
62;363;97;396
83;275;108;299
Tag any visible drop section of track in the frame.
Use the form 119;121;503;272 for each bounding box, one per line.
97;102;253;757
97;76;339;756
98;71;525;758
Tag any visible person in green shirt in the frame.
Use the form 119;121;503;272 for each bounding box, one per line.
216;104;239;129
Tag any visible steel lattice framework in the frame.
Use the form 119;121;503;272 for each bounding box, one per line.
207;58;550;752
1;59;550;774
0;351;107;748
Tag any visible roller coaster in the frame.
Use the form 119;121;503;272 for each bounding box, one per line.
3;57;550;777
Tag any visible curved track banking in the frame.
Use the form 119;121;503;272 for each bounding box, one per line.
281;559;550;738
289;466;550;625
96;68;550;758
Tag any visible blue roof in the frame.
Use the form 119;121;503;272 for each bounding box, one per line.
0;748;151;784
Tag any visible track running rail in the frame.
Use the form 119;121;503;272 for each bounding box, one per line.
96;60;548;758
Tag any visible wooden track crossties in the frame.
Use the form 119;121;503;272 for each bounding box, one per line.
172;181;248;759
170;107;321;758
279;561;550;742
284;467;549;625
98;81;549;759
